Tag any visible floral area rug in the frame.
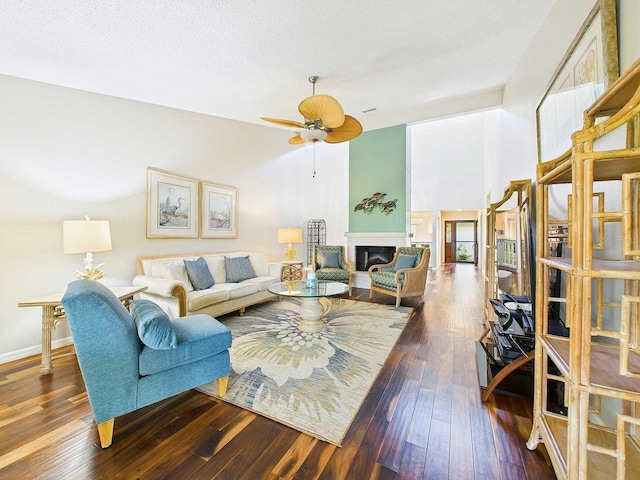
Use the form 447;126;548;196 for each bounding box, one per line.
197;297;413;446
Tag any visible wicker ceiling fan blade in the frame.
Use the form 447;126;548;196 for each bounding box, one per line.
260;117;306;128
299;95;345;128
288;134;304;144
325;115;363;143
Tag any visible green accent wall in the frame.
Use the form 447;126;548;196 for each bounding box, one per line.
349;124;409;232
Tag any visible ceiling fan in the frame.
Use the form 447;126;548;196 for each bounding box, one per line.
261;76;363;145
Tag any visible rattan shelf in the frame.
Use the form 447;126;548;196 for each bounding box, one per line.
532;412;640;480
528;57;640;479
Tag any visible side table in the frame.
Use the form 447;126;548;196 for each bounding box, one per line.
280;261;304;281
19;285;147;375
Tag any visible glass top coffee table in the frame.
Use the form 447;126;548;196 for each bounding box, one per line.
268;280;349;332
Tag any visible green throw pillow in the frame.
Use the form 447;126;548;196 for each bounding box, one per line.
225;256;256;283
394;253;416;272
131;299;177;350
320;251;340;268
184;256;215;290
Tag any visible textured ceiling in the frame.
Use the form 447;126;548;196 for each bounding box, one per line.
0;1;556;132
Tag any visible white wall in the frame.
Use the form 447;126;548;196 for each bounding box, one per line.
410;110;499;211
0;75;348;361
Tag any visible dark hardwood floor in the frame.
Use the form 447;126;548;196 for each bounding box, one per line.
0;264;555;479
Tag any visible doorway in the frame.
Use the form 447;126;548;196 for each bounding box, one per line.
444;220;477;264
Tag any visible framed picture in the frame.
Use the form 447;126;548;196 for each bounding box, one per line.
146;168;199;238
200;182;238;238
536;0;618;162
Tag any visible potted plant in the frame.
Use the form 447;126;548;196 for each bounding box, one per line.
457;245;471;261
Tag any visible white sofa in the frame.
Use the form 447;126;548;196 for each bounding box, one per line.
132;251;282;318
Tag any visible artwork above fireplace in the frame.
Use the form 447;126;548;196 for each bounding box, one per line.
355;245;396;272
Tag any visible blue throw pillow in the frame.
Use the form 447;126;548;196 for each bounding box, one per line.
130;299;177;350
394;253;416;272
184;256;215;290
225;256;256;283
320;251;340;268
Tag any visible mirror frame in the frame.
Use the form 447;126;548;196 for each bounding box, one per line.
485;179;533;322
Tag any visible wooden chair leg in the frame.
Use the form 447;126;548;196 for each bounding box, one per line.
217;375;229;396
396;294;401;307
97;418;114;448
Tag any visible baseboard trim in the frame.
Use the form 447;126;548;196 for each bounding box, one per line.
0;336;73;365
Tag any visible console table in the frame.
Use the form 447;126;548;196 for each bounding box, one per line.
19;285;147;374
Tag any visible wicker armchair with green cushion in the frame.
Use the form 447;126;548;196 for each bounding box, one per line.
368;246;430;307
312;245;353;295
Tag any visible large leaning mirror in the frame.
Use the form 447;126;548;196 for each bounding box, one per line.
477;178;535;401
485;179;534;335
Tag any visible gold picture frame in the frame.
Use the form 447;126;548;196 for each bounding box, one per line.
146;168;199;238
200;181;238;239
536;0;618;163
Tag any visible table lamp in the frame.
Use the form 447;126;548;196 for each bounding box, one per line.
63;216;112;280
277;227;302;261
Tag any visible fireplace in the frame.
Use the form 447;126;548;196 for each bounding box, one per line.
355;246;396;271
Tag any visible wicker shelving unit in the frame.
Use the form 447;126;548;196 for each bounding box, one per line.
527;58;640;480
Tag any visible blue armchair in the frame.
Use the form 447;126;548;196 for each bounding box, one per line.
61;280;231;448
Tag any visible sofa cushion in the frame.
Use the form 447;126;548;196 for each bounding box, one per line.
187;286;231;311
225;256;256;283
240;275;279;291
249;253;269;277
184;256;215;290
160;260;194;292
149;256;194;277
226;282;259;299
138;314;231;375
320;251;340;268
148;260;163;277
149;259;170;278
394;253;417;271
131;299;177;350
203;255;227;284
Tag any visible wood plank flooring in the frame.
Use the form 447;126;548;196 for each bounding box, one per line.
0;264;556;479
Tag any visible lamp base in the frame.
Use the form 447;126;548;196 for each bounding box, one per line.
75;252;106;281
283;243;297;261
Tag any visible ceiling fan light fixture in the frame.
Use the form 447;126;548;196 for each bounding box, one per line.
262;75;362;145
300;129;327;144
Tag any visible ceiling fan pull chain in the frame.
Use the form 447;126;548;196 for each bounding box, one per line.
312;143;317;177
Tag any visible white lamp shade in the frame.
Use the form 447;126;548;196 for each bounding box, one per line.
63;220;112;254
277;227;302;244
300;129;327;143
